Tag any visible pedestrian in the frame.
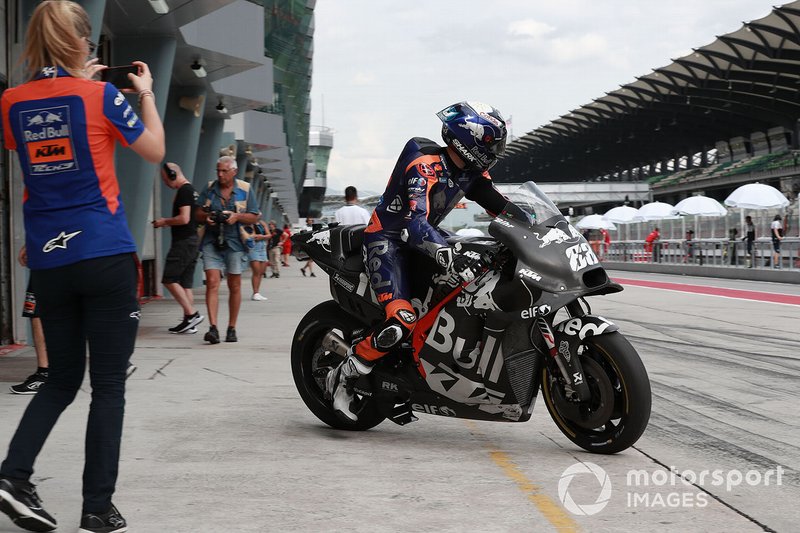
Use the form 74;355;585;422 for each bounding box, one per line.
248;214;269;301
599;228;611;260
281;224;292;266
684;230;695;263
325;101;513;421
300;217;317;277
9;248;48;396
645;226;661;263
335;185;372;225
0;2;165;531
10;246;138;396
770;214;784;269
195;156;259;343
267;220;283;278
152;162;204;333
743;215;755;268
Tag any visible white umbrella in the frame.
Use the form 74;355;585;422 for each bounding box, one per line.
603;205;638;224
672;196;728;217
455;227;484;237
635;202;677;221
575;214;616;230
724;183;789;209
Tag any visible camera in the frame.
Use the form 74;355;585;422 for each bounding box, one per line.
209;210;230;224
203;207;230;250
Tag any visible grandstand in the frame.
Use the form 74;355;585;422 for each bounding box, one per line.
491;2;800;215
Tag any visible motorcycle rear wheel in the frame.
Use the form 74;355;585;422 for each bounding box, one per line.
541;331;651;454
291;300;386;431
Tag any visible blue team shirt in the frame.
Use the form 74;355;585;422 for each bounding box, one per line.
1;67;145;269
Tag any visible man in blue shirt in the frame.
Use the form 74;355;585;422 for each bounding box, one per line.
196;156;259;343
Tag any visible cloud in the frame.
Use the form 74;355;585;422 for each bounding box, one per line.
507;19;555;39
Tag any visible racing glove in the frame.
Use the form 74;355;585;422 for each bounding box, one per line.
435;247;481;284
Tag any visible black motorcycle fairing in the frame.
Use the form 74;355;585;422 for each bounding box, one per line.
553;315;619;362
291;224;366;274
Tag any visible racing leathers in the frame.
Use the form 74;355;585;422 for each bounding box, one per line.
355;137;508;363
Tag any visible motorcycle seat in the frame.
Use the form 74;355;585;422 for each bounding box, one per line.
331;224;366;273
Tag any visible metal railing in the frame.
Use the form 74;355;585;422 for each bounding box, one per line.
598;238;800;270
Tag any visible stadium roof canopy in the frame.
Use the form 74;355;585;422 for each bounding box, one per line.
495;1;800;183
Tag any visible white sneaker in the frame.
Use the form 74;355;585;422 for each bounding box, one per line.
252;293;268;301
325;353;373;422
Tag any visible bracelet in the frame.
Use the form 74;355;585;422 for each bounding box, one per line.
137;90;154;106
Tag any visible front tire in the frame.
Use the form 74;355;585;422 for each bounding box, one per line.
291;300;385;430
541;332;651;454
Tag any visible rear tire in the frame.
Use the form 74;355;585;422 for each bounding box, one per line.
291;300;385;430
541;332;651;454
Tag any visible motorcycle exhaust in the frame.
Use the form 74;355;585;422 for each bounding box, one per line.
322;331;350;357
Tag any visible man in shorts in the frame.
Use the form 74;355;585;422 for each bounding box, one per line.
195;156;259;343
153;162;204;333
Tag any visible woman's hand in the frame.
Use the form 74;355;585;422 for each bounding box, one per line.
84;57;106;80
128;60;154;93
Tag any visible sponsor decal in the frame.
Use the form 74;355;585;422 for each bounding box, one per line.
397;309;416;323
42;230;81;252
377;292;393;302
534;227;572;247
572;372;584;385
126;115;139;128
520;304;551;319
494;217;514;228
387;196;403;213
448;178;454;188
566;242;599;272
41;66;57;78
450;138;477;163
558;340;571;362
129;311;141;320
518;268;542;282
479;111;502;127
307;229;331;251
556;317;612;339
366;239;391;289
114;92;125;106
381;381;399;392
20;105;78;175
435;247;452;269
417;162;435;177
332;273;355;292
459;118;485;140
411;403;457;417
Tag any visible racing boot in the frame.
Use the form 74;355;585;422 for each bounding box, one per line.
325;350;373;422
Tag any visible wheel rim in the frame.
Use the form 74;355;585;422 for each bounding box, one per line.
545;345;628;440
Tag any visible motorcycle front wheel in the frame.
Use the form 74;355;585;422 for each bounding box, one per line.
541;331;651;454
291;300;386;431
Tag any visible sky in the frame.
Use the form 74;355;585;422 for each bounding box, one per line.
310;0;785;195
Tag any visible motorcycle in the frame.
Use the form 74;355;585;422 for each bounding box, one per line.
291;182;651;454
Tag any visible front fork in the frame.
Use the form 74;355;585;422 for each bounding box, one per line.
535;299;613;402
536;316;592;401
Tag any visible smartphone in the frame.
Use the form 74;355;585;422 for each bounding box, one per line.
100;65;138;90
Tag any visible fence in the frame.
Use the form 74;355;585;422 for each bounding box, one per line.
600;238;800;271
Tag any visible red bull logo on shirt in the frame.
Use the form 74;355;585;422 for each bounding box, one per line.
20;105;78;175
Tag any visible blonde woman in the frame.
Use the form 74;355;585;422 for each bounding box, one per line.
0;2;164;532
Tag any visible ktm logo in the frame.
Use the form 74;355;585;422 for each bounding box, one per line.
35;144;66;158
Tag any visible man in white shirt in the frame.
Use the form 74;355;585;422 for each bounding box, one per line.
335;186;371;225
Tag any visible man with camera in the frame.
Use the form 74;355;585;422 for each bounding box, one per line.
196;156;259;343
153;162;204;334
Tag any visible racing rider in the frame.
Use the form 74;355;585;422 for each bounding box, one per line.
326;101;513;422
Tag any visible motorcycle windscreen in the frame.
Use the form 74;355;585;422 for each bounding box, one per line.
489;183;608;294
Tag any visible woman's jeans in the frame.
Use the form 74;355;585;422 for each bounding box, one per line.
0;254;139;513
